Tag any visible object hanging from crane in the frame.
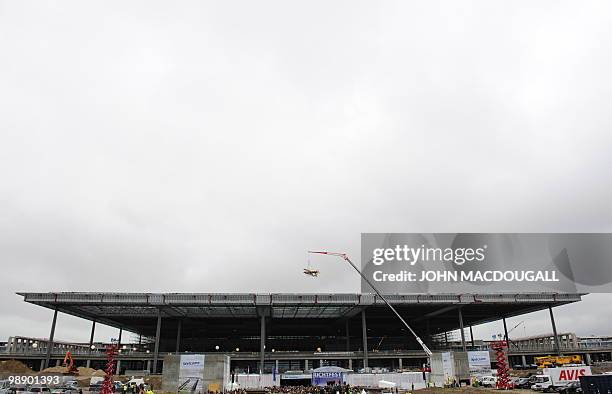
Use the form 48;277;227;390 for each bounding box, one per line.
307;250;432;357
303;252;320;277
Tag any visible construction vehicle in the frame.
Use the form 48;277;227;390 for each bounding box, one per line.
535;355;583;368
62;351;79;374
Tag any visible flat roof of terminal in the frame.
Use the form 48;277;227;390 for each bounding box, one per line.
18;292;582;337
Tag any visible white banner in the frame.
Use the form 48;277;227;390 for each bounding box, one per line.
467;351;491;376
179;355;205;393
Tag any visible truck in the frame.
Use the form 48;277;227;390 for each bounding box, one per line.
535;355;583;368
531;366;592;392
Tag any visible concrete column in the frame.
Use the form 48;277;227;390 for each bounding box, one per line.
260;315;266;374
549;306;561;355
175;320;182;353
470;326;475;347
304;359;309;371
55;359;60;367
44;307;59;370
146;360;151;372
585;353;592;366
458;307;466;352
39;359;45;371
116;360;122;374
275;360;279;374
345;320;350;351
117;328;123;353
348;359;353;371
361;310;369;369
398;358;403;370
153;309;162;373
521;355;527;367
87;320;96;368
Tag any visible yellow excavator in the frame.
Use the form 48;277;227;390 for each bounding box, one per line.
534;355;583;368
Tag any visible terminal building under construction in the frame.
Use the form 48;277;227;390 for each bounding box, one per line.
4;291;607;374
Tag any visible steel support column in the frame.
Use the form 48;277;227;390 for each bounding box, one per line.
361;310;369;369
458;307;466;352
345;320;350;351
470;325;475;347
260;315;266;374
175;320;182;353
502;317;510;349
87;320;96;368
549;305;561;355
153;310;162;373
44;307;59;370
118;328;123;350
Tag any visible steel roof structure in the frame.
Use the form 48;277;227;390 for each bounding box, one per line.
19;292;580;343
16;292;583;374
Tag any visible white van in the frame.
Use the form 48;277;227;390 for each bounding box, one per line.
479;376;497;387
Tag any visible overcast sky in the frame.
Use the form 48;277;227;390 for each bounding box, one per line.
1;1;612;344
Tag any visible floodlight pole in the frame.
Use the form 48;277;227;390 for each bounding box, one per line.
308;251;433;357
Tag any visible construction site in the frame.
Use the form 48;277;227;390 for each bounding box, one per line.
1;292;611;393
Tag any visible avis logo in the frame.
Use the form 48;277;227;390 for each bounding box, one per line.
559;369;586;380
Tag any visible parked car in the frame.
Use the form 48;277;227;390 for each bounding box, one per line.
0;380;11;394
511;377;531;388
26;385;51;394
556;381;582;394
50;387;79;394
7;386;28;394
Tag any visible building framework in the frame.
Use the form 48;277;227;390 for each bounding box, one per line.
13;292;583;373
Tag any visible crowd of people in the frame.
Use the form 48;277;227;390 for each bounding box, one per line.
224;384;370;394
120;382;154;394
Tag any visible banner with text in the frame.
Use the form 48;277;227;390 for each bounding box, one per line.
361;233;612;293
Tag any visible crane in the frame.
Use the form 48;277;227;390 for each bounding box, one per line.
308;251;433;357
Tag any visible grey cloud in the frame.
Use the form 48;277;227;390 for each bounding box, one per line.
1;0;612;341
